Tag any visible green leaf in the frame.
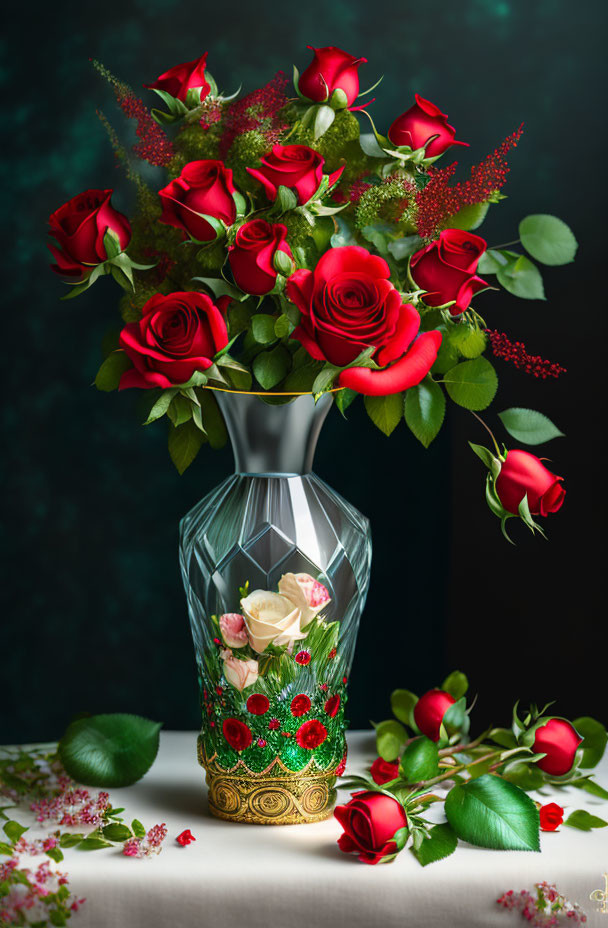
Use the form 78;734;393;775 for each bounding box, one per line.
45;846;64;863
441;671;468;700
311;364;340;396
144;389;177;425
411;822;458;867
448;324;487;359
131;819;146;839
275;185;298;213
199;390;228;449
253;345;291;390
94;351;131;392
3;821;28;844
364;393;403;437
314;104;335;140
274;313;295;338
468;442;496;470
574;717;607;769
49;911;68;926
168;419;206;474
572;778;608;800
490;728;517;749
77;837;113;851
497;254;545;300
359;132;386;157
282;360;324;394
442;697;469;737
390;689;418;728
404;377;445;447
58;713;162;788
375;719;407;762
192;276;243;301
167;393;193;428
102;823;133;842
519;214;577;266
59;833;85;848
251;313;278;345
103;228;123;260
444;202;490;232
443;358;498;411
445;774;540;851
273;249;294;276
563;809;608;831
387;235;424;262
478;248;509;275
400;737;439;782
498;408;564;445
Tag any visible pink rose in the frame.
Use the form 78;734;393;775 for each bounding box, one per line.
220;650;259;692
219;613;248;648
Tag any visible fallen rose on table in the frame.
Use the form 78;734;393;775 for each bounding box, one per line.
336;670;607;865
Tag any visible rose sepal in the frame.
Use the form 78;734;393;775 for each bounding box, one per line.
311;347;381;399
60;233;155;299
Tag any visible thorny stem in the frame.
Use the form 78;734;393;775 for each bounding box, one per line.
471;411;502;457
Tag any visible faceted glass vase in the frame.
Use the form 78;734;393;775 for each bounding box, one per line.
179;392;372;824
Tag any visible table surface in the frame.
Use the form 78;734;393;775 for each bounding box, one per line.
11;731;608;927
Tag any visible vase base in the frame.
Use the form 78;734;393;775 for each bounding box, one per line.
199;742;337;825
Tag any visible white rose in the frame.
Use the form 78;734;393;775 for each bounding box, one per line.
221;649;259;691
240;590;306;654
277;573;331;628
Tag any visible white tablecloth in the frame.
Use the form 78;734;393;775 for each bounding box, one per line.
17;731;608;927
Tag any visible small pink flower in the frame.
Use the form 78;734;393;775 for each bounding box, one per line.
219;613;249;648
122;838;141;857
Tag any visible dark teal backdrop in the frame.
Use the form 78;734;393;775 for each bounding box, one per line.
2;0;606;743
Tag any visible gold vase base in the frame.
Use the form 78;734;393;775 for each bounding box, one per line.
201;752;337;825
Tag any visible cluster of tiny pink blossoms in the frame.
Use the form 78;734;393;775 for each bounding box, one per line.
497;883;587;925
30;782;111;827
122;823;168;858
0;856;84;925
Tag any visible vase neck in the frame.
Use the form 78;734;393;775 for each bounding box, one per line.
215;392;332;476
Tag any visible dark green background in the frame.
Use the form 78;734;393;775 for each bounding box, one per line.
2;0;606;743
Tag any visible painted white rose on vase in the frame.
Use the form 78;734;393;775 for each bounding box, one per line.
240;589;307;654
278;572;331;627
220;649;259;691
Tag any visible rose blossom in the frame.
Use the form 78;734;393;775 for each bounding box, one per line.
228;219;293;296
240;589;306;654
335;791;408;865
495;450;565;517
532;719;582;776
298;46;366;107
413;689;456;742
219;613;248;648
247;144;344;205
48;189;131;278
287;245;441;396
145;53;211;103
539;803;564;832
158;160;237;242
370;757;400;785
278;573;331;627
388;95;468;158
220;649;259;692
410;229;488;316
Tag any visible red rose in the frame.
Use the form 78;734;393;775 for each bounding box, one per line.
335;791;408;865
410;229;488;316
370;757;400;785
298;46;366;107
228;219;293;296
246;694;270;716
222;718;252;752
324;695;341;718
145;53;211;103
118;291;229;390
176;829;196;846
496;450;566;517
413;689;456;742
268;718;280;731
247;145;344;205
291;694;312;717
48;189;131;278
294;651;311;666
335;747;348;776
286;245;441;395
159;160;237;243
539;802;564;832
296;719;328;750
388;95;468;158
533;719;582;776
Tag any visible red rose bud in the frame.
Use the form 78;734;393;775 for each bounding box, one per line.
222;718;252;752
298;45;366;107
247;144;344;205
335;791;408;864
228;219;293;296
158;160;237;243
496;450;565;517
48;189;131;278
287;245;440;395
410;229;488;316
176;829;196;846
413;689;456;742
539;802;564;832
370;757;400;785
145;53;211;103
533;719;582;777
388;95;468;158
118;291;229;389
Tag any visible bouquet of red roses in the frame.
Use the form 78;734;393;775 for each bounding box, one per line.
48;46;575;538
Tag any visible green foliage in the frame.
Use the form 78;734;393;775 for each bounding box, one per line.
445;774;540;851
58;713;162;788
132;819;146;838
502;761;544;791
375;719;408;761
101;823;133;842
251;313;278;345
498;408;564;445
199;390;228;449
3;820;28;844
443;358;498;410
174;121;222;162
497;254;545;300
227;130;276;192
390;689;418;728
443;202;490;231
519;214;577;266
563;809;608;831
411;823;458;867
400;737;439;782
168;419;206;474
355;179;411;230
253;345;291;389
574;717;607;769
404;377;445;447
94;351;131;392
441;671;468;700
364;393;404;436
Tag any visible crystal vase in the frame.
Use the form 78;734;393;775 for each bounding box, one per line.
179;392;372;824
